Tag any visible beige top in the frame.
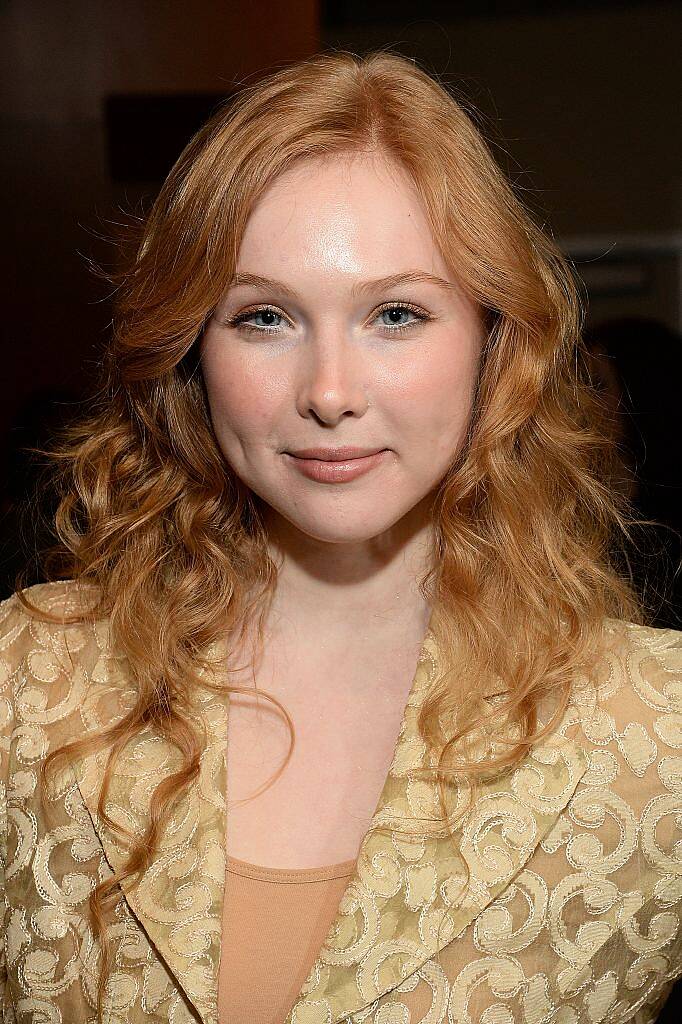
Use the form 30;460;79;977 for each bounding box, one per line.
218;854;357;1024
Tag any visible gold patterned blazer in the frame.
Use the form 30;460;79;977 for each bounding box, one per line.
1;580;682;1024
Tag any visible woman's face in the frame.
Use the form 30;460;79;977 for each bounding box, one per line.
201;150;484;546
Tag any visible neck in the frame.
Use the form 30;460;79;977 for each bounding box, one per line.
258;502;436;645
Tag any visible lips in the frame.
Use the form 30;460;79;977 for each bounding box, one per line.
287;447;385;461
284;449;388;483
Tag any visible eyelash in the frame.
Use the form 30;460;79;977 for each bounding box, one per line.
224;302;432;337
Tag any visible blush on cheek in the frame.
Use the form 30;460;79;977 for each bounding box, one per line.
207;375;286;454
203;352;259;416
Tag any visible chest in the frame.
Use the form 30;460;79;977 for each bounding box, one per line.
223;646;418;869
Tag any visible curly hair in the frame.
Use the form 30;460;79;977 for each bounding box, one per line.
17;49;642;1018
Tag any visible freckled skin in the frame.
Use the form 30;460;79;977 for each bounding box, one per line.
200;150;484;568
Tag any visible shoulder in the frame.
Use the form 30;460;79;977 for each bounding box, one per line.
0;580;127;742
569;617;681;756
1;578;107;667
1;578;102;620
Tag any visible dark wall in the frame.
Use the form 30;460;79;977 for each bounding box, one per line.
324;2;682;239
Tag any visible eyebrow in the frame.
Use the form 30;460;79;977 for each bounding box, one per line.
226;270;459;300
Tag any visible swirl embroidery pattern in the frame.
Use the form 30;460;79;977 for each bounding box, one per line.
0;581;681;1024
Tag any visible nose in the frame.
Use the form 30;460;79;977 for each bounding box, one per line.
295;332;370;425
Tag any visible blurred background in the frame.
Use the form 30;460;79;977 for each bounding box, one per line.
2;0;681;631
1;1;681;1017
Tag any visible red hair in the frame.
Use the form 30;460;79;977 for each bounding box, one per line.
19;49;641;1017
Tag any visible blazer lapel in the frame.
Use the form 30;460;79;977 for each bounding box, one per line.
282;633;589;1024
69;637;228;1024
69;625;587;1024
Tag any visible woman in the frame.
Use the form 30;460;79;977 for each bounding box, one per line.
1;49;680;1024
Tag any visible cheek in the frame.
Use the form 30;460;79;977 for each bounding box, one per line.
384;335;480;441
202;345;281;439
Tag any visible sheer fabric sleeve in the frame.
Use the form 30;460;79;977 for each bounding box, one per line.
0;594;27;1023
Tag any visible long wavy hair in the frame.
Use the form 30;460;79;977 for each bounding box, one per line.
19;49;642;1017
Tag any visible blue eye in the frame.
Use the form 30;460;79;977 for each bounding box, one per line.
227;302;431;337
230;307;285;334
376;305;428;331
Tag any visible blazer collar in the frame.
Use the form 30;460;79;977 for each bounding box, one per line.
70;635;229;1024
70;627;587;1024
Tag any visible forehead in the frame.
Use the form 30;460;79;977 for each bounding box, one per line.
235;150;449;283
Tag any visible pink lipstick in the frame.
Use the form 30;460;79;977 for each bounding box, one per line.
284;448;388;483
